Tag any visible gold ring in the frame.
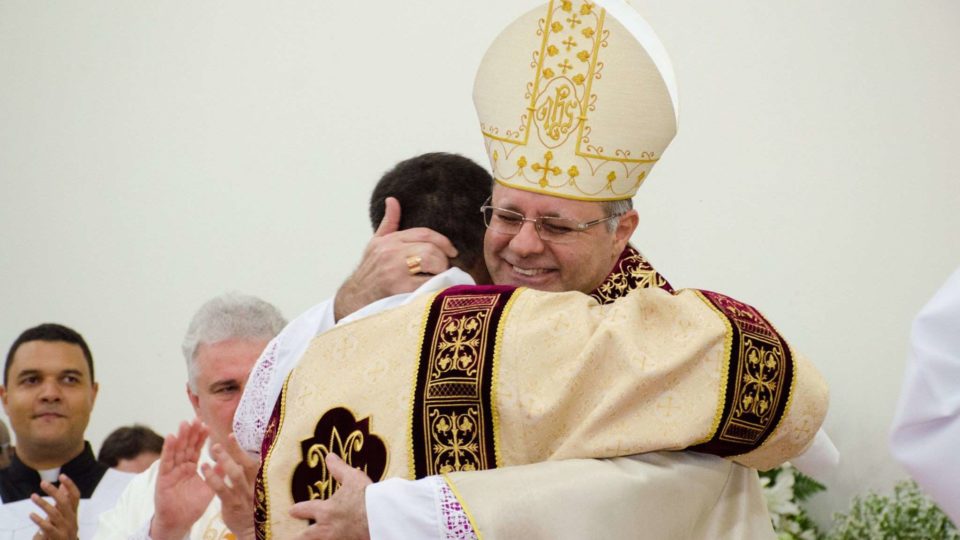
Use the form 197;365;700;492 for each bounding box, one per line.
405;255;422;269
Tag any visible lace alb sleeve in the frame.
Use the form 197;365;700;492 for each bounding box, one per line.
233;298;336;455
365;476;477;540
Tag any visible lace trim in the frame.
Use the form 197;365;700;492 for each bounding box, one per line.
439;481;478;540
233;338;280;455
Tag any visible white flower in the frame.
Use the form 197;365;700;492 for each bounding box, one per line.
762;466;801;531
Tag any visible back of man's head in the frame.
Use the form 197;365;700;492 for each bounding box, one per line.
181;293;287;392
98;424;164;471
4;323;94;386
369;153;492;281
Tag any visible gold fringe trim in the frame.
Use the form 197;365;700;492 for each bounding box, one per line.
691;289;733;446
442;474;486;540
490;287;524;468
408;291;443;481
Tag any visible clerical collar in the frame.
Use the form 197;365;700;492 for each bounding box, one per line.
38;467;61;483
0;441;107;503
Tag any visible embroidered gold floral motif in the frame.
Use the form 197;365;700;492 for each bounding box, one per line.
736;340;782;421
435;313;485;378
590;248;672;304
254;394;285;540
412;291;515;477
721;330;788;444
695;292;793;452
253;478;267;538
430;408;482;473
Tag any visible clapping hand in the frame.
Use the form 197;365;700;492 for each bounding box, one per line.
29;474;80;540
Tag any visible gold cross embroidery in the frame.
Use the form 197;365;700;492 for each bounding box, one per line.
657;396;681;418
433;411;480;473
436;316;480;376
532;151;562;187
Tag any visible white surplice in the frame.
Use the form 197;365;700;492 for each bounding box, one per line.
0;469;132;540
94;447;228;540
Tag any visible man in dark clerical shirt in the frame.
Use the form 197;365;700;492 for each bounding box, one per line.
0;418;12;469
0;323;133;539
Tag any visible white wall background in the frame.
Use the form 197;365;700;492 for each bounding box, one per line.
1;0;957;526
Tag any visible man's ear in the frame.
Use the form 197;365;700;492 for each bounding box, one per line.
0;385;7;410
186;383;200;416
90;381;99;406
613;209;639;252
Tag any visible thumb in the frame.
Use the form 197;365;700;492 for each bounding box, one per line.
375;197;401;237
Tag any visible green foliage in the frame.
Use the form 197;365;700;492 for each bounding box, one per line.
827;480;959;540
792;470;826;502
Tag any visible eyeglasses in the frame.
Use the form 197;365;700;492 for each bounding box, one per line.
480;199;623;244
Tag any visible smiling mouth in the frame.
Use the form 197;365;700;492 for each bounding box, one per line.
512;264;552;277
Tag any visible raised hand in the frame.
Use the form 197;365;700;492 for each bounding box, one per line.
201;433;259;540
150;420;213;540
289;454;373;540
29;474;80;540
333;197;458;321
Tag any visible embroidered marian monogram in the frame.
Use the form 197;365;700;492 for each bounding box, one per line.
411;287;518;478
290;408;387;503
692;291;795;456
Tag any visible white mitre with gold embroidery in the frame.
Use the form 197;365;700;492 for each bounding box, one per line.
474;0;678;201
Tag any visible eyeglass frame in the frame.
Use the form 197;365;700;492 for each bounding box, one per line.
479;197;624;244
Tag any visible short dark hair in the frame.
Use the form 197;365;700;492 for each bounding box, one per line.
369;153;492;273
98;424;165;467
4;323;95;386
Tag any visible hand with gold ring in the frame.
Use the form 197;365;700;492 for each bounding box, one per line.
405;255;423;275
334;197;458;321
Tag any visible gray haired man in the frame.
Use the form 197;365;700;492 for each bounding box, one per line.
96;293;285;540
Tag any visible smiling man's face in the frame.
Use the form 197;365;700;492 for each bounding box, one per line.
483;184;636;294
0;340;98;464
